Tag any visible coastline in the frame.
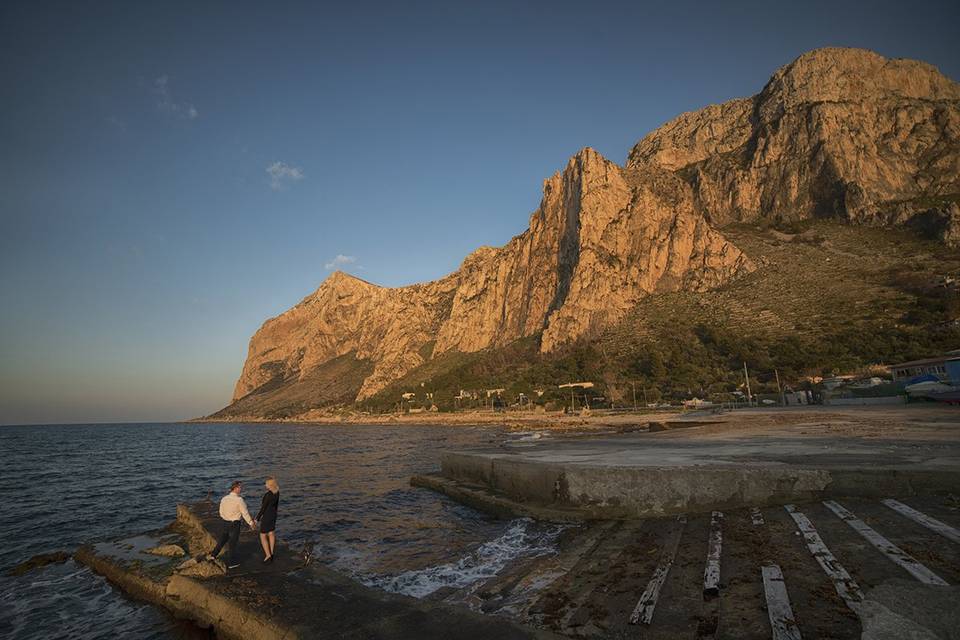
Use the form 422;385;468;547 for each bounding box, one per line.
186;404;960;439
186;407;679;430
47;404;960;639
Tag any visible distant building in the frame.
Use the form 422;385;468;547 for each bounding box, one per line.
890;351;960;383
849;377;885;389
820;375;855;390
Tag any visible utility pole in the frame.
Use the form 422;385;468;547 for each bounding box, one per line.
631;381;637;411
743;362;753;407
774;369;784;407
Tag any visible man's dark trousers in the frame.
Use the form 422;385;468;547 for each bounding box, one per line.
211;519;242;564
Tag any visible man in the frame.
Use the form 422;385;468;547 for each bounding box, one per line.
207;480;256;569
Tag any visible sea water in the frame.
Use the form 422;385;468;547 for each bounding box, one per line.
0;423;563;639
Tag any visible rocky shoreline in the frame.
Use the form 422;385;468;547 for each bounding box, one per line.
58;405;960;639
73;501;552;640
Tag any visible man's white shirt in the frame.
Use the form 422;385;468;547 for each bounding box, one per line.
219;492;253;525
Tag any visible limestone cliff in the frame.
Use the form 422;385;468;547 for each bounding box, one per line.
628;48;960;242
220;47;959;414
230;147;751;406
232;271;459;402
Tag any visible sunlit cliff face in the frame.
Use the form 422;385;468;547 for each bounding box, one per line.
227;47;960;413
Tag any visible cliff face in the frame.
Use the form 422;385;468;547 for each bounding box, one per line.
233;147;751;404
232;272;458;402
433;149;752;356
628;48;960;241
223;47;960;413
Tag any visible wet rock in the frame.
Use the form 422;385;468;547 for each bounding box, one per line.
175;556;226;578
145;544;186;557
8;551;70;576
648;421;670;432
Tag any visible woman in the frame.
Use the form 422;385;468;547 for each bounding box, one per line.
255;476;280;562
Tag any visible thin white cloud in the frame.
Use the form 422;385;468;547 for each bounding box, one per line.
266;161;304;190
325;254;357;270
153;74;198;119
105;115;126;132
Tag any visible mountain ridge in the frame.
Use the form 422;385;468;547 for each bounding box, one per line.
628;47;960;238
216;47;960;417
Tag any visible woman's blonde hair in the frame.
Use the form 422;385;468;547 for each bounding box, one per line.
265;476;279;493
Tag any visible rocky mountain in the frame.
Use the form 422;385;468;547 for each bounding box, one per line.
214;48;959;418
628;48;960;242
230;148;752;406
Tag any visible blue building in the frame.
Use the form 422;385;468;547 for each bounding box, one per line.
890;350;960;384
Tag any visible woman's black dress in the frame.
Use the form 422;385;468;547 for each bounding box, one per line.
256;490;279;533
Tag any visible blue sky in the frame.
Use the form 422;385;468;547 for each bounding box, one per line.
1;1;958;425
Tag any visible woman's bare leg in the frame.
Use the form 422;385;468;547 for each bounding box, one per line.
259;533;271;559
268;532;276;555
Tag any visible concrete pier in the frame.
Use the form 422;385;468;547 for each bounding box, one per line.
413;420;960;519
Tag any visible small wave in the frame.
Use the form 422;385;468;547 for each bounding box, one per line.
362;518;566;598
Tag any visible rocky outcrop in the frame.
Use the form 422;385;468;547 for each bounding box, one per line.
433;150;752;355
232;271;459;402
223;47;959;414
537;154;752;351
628;48;960;242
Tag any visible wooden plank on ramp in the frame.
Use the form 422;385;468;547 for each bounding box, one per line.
823;500;948;586
703;511;724;597
629;516;686;625
761;564;802;640
881;499;960;545
784;504;864;611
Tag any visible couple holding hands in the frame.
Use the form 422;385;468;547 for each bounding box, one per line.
209;477;280;569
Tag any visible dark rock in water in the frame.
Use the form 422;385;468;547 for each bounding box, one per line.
8;551;70;576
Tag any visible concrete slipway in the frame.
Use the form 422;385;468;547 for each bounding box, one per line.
408;413;960;638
